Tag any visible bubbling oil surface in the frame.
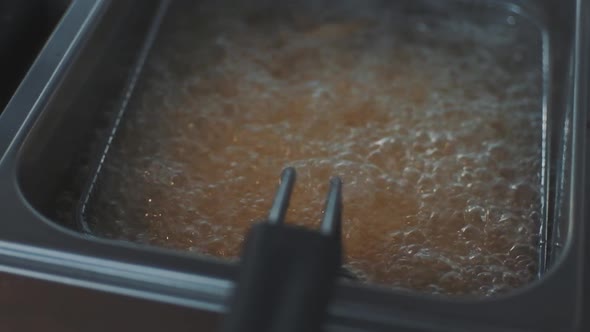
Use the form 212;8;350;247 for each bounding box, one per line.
85;0;543;295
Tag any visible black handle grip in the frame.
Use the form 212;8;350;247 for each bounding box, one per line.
223;224;341;332
222;168;343;332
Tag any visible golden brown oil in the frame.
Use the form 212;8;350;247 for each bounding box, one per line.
85;0;543;296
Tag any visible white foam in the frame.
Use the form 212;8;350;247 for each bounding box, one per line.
85;0;543;296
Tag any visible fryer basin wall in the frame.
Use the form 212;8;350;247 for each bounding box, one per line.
0;0;588;331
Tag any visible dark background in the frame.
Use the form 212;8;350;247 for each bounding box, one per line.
0;0;70;111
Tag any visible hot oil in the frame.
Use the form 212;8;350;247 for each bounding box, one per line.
85;0;543;295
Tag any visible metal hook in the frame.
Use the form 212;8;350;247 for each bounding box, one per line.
267;167;296;225
320;176;343;239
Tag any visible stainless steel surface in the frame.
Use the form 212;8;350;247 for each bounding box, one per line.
0;0;587;331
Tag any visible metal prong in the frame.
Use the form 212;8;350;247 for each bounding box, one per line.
268;167;296;225
320;177;342;238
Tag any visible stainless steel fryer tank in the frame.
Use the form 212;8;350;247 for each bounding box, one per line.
0;0;588;331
